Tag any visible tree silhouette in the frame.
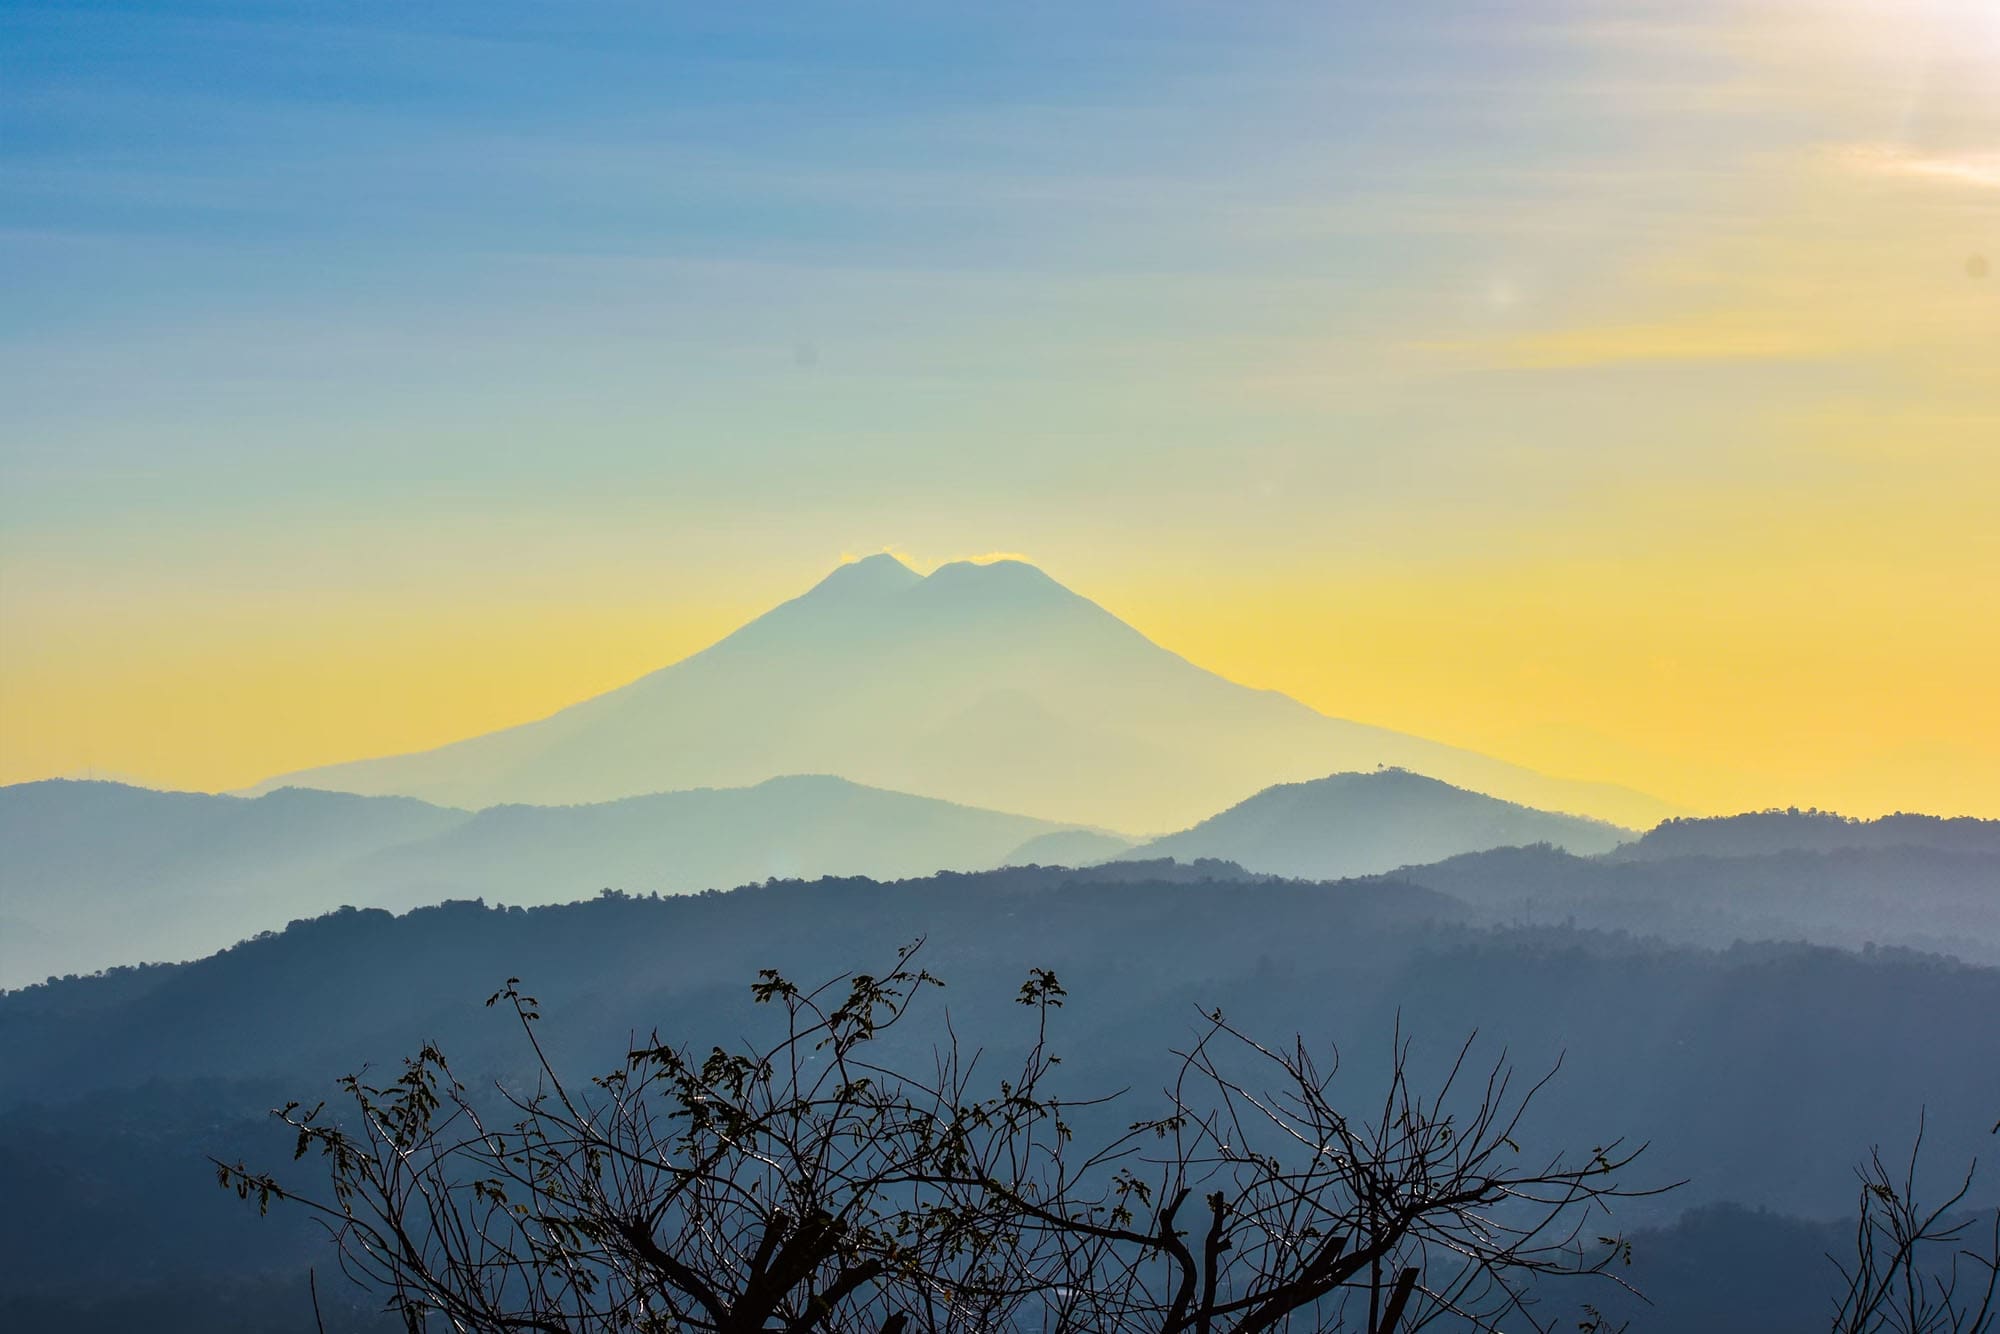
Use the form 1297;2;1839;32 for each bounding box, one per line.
1830;1114;1999;1334
217;944;1664;1332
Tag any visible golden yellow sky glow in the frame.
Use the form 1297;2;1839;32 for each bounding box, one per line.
2;0;1996;821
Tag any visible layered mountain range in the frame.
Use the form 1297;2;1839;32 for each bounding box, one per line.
0;766;1629;988
8;559;1997;1334
19;557;2000;993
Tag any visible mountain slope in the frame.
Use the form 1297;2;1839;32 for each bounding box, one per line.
0;775;1108;988
253;555;1674;830
1123;769;1630;879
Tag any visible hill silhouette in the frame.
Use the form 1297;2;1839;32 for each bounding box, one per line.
1003;827;1136;865
250;555;1674;830
1122;768;1628;878
0;775;1110;987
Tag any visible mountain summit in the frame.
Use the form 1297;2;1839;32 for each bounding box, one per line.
803;551;925;599
253;557;1672;830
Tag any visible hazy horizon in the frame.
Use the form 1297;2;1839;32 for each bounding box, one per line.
8;547;1998;821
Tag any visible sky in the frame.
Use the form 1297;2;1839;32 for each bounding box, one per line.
2;0;1996;817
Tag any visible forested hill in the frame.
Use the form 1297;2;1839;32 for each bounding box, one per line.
1611;808;2000;860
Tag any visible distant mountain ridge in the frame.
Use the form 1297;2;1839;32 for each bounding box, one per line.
1609;808;2000;860
251;554;1675;830
1122;769;1628;879
0;775;1112;988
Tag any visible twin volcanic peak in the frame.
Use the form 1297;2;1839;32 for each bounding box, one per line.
251;554;1674;831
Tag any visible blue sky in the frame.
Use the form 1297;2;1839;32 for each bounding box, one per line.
2;1;1653;523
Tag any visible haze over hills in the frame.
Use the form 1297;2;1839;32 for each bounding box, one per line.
0;775;1109;988
253;555;1676;831
352;774;1107;905
0;763;1643;990
10;866;1997;1217
1122;768;1629;879
20;766;1993;990
0;780;464;986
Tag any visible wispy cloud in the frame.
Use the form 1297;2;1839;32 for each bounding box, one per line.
1496;319;1834;370
1838;143;2000;190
